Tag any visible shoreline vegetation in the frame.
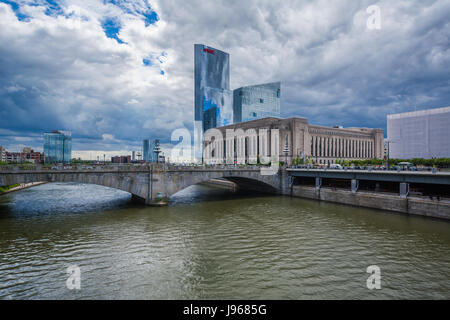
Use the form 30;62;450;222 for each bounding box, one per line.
0;184;20;193
0;182;47;195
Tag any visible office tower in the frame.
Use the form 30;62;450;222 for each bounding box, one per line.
43;130;72;164
387;106;450;159
143;139;158;162
194;44;232;161
233;82;281;123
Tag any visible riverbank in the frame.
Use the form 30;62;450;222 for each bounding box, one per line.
289;185;450;220
197;178;450;220
0;182;47;196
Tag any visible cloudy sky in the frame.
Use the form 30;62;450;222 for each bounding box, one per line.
0;0;449;159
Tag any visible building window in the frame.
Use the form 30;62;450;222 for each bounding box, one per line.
260;98;264;103
252;112;257;117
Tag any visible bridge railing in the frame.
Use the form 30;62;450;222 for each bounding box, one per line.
0;163;266;173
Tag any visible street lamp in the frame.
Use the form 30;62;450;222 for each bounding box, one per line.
153;139;161;163
384;139;397;169
283;134;289;165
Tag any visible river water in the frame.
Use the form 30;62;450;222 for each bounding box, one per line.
0;182;449;299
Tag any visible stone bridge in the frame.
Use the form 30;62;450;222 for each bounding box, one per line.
0;164;289;205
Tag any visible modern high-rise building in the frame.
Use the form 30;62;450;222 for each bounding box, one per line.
194;44;232;161
387;106;450;159
43;130;72;164
233;82;281;123
143;139;158;162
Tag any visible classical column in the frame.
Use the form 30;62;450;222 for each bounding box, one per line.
363;141;366;158
312;136;315;157
346;139;348;158
350;140;353;158
321;137;324;157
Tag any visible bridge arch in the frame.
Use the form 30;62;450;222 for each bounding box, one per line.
163;170;281;199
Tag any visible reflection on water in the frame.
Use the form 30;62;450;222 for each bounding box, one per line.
0;182;449;299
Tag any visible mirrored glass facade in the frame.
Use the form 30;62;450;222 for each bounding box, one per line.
143;139;158;162
194;44;232;160
233;82;281;123
44;130;72;164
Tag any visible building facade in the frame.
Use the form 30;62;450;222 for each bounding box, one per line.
233;82;281;123
143;139;158;162
387;106;450;159
194;44;232;161
111;155;131;164
43;130;72;164
205;117;384;165
0;146;6;162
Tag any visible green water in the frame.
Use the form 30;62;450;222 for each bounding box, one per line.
0;182;449;299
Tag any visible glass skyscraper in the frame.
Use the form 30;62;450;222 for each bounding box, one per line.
143;139;158;162
233;82;281;123
194;44;232;161
43;130;72;164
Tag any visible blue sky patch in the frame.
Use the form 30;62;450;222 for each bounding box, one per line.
43;0;63;17
104;0;159;27
0;0;30;21
101;18;125;44
142;10;158;26
143;58;152;66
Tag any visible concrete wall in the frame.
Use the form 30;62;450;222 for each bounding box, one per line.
289;185;450;220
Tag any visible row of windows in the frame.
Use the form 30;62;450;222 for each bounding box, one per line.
311;136;374;159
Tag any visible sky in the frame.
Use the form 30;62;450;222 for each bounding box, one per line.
0;0;449;160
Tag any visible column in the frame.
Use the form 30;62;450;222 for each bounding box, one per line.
321;137;324;157
350;140;353;158
345;139;348;158
351;179;359;193
362;141;365;159
315;177;322;190
400;183;409;198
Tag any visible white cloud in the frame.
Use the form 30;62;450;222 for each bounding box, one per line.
0;0;449;160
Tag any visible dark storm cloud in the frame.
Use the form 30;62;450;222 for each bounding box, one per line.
0;0;449;157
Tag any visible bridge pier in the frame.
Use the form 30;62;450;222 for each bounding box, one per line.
399;182;409;198
351;179;359;193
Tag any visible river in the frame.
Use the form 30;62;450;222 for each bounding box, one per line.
0;182;449;299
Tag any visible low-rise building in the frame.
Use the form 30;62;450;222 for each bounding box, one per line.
111;155;131;164
1;147;44;164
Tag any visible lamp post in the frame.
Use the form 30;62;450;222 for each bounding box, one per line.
283;134;289;165
384;139;397;169
153;139;161;163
